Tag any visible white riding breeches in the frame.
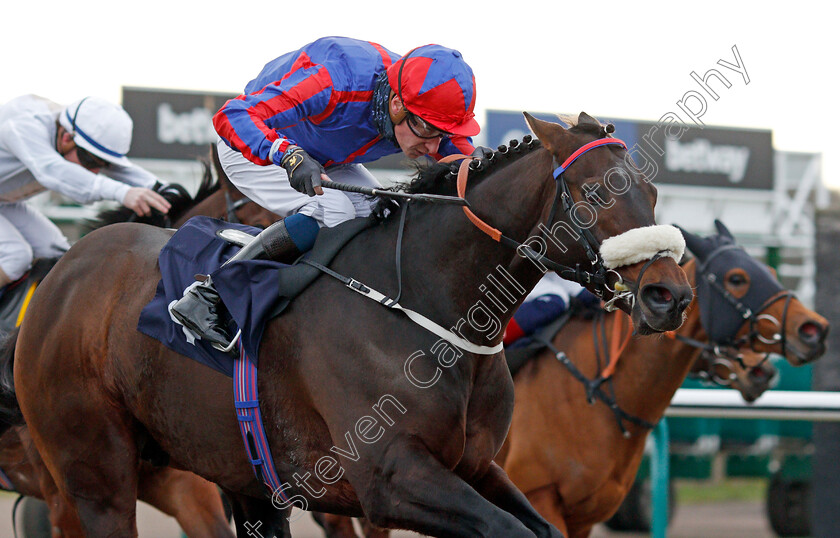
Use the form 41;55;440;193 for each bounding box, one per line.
217;138;383;228
0;202;70;281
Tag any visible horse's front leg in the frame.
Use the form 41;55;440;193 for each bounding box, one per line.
353;436;541;538
225;491;291;538
471;462;565;538
311;511;361;538
138;466;234;538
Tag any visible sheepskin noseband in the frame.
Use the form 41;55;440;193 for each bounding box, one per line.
599;225;685;270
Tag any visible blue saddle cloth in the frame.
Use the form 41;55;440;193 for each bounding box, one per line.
137;217;287;377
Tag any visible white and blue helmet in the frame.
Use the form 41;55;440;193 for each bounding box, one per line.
59;97;134;167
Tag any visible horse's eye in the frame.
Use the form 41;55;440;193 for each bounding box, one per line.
728;273;748;286
584;184;601;203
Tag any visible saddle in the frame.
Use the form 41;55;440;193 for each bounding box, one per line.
137;216;375;376
0;257;60;334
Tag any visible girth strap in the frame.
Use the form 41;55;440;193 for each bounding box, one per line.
234;344;289;500
300;258;503;355
0;465;14;491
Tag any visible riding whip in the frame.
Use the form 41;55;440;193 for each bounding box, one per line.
321;181;469;206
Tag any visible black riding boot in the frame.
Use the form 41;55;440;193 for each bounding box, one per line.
170;219;304;349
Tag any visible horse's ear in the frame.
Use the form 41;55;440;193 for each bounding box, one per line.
524;112;569;153
714;219;735;242
577;112;601;128
676;224;708;259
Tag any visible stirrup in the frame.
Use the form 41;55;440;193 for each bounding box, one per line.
212;329;241;353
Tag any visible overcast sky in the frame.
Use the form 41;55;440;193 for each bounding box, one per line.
4;1;836;187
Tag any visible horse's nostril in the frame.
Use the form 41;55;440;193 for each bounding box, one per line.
799;321;824;344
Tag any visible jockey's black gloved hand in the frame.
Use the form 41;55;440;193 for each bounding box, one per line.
470;145;494;160
280;145;325;196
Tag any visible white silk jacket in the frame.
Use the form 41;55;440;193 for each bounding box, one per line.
0;94;156;204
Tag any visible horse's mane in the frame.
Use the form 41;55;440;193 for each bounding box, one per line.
83;158;221;233
396;114;612;198
401;135;543;199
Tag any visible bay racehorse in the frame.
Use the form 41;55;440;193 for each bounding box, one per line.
0;151;279;537
316;345;780;538
4;113;693;537
313;220;805;538
497;221;827;538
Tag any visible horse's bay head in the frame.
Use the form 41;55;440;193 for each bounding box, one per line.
524;112;692;334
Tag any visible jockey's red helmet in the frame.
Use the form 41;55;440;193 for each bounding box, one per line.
387;45;479;137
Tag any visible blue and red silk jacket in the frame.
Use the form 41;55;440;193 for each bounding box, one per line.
214;37;475;168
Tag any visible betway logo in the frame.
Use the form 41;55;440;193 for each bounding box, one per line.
156;103;217;145
664;138;750;183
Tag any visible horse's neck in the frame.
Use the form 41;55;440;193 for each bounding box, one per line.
175;191;223;227
395;150;562;344
604;261;704;426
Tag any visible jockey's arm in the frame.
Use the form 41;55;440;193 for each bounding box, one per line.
0;114;131;204
213;66;333;167
102;162;158;189
0;115;170;216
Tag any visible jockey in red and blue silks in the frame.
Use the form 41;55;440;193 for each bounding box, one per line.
172;36;489;349
214;37;477;173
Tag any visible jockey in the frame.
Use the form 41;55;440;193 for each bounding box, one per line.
171;36;489;348
0;95;171;292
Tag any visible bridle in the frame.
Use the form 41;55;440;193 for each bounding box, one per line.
689;345;768;388
223;190;256;224
695;244;794;356
677;244;794;385
442;135;638;304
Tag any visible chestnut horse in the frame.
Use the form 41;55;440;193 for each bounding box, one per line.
497;221;828;538
0;154;279;537
3;113;692;537
687;340;778;403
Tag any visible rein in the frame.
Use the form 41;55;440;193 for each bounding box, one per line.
598;309;633;380
223;190;255;224
703;272;794;356
530;306;646;437
439;136;628;296
300;201;502;355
